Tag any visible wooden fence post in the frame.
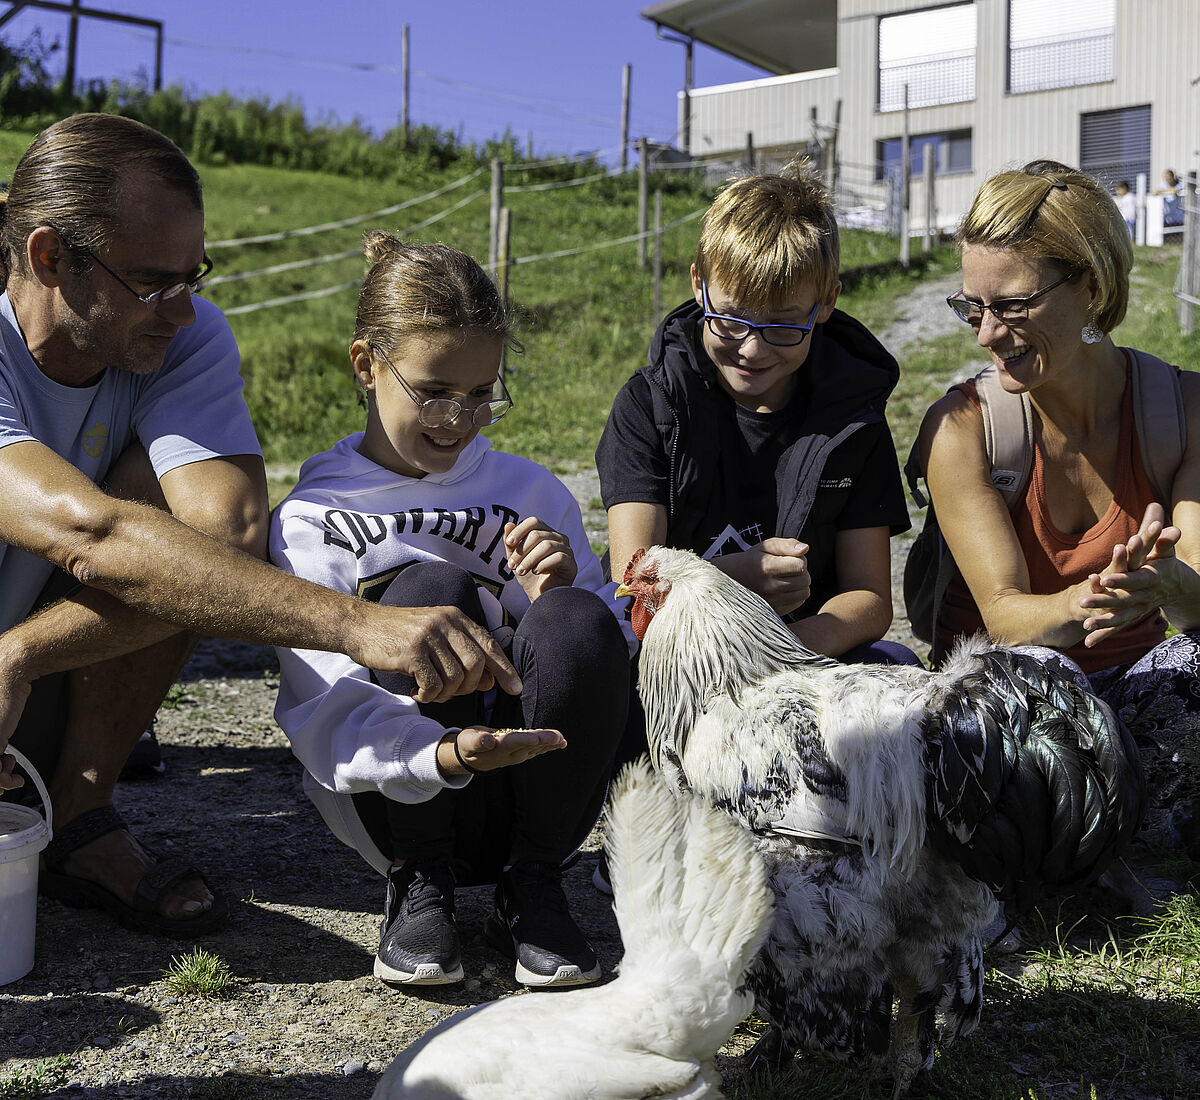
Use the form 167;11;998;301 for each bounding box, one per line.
489;159;504;274
401;24;410;146
653;189;664;320
923;143;936;252
621;65;632;173
899;85;910;269
497;206;512;372
1180;173;1197;336
638;138;649;270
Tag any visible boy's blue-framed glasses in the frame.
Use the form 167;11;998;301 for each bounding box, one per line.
700;280;820;347
376;348;514;428
945;267;1079;326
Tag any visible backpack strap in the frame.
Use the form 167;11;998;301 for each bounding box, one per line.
975;365;1034;507
1126;348;1186;504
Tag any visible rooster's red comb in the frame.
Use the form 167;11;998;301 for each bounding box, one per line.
623;548;646;585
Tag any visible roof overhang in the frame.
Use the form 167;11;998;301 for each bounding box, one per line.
640;0;837;76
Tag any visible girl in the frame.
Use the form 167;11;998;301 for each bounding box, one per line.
270;235;632;989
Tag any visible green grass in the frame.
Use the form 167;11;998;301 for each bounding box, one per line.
0;1056;72;1099
161;947;236;998
723;885;1200;1100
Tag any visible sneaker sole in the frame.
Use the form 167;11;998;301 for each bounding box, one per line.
514;959;601;987
373;955;463;986
483;913;600;988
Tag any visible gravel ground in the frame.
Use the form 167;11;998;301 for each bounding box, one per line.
0;279;966;1098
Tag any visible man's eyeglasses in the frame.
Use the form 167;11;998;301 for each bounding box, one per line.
79;246;213;310
376;348;514;428
700;280;820;347
946;268;1078;327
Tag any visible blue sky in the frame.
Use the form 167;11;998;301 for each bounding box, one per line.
2;0;767;159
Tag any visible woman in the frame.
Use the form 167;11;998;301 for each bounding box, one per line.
917;161;1200;862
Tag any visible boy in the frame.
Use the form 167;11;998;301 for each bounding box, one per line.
597;164;913;662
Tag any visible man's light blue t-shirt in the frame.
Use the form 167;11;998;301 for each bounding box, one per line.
0;291;262;632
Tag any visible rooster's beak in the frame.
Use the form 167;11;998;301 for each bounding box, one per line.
614;583;633;599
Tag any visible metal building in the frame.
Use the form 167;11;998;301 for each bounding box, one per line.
643;0;1199;232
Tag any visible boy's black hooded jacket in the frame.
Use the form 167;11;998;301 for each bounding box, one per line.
597;299;909;612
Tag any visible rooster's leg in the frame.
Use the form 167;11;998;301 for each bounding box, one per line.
890;1003;923;1099
742;1025;794;1077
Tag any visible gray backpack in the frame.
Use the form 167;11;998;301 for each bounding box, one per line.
902;351;1186;645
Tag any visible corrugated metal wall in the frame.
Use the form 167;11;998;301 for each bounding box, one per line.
684;0;1199;230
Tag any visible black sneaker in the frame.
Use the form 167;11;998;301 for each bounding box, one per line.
118;726;166;782
484;861;601;987
374;860;463;986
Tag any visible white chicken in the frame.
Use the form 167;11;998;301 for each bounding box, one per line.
371;757;774;1100
617;545;1144;1096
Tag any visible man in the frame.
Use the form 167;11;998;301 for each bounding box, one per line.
0;114;518;937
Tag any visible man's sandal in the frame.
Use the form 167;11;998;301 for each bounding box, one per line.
40;805;230;937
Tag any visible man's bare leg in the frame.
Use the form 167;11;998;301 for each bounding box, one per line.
47;628;215;919
46;444;213;920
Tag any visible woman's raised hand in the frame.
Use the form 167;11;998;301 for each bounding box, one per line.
1080;504;1184;645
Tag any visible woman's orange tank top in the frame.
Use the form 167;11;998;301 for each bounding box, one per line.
934;364;1167;673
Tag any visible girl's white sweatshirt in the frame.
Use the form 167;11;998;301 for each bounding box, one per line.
269;432;633;806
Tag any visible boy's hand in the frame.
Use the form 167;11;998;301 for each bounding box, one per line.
438;725;567;777
504;518;577;601
715;538;811;616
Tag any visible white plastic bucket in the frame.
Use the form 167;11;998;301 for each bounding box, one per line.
0;746;53;986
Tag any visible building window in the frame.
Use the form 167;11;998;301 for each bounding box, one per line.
1008;0;1114;94
875;130;973;182
1079;105;1151;191
878;3;976;112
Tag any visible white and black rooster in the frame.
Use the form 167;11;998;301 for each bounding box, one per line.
372;757;774;1100
617;546;1144;1096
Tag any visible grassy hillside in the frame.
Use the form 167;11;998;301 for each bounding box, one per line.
2;128;926;481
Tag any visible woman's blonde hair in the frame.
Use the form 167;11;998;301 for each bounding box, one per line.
957;160;1132;333
352;233;518;356
693;161;840;310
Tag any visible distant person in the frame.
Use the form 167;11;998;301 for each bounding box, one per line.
593;163;918;821
270;236;632;989
917;160;1200;865
1114;180;1136;238
1155;169;1184;227
0;114;518;939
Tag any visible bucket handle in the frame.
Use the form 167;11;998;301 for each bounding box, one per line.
4;746;53;839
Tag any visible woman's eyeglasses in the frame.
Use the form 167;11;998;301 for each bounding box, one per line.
376;348;514;428
946;267;1079;326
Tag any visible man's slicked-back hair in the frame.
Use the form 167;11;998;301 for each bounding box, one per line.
693;160;841;311
0;113;202;288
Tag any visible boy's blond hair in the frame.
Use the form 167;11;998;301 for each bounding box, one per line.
957;160;1132;334
693;162;840;310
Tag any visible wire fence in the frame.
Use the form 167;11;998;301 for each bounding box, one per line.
203;160;713;317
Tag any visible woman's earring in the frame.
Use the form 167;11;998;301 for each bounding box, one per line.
1081;317;1104;344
